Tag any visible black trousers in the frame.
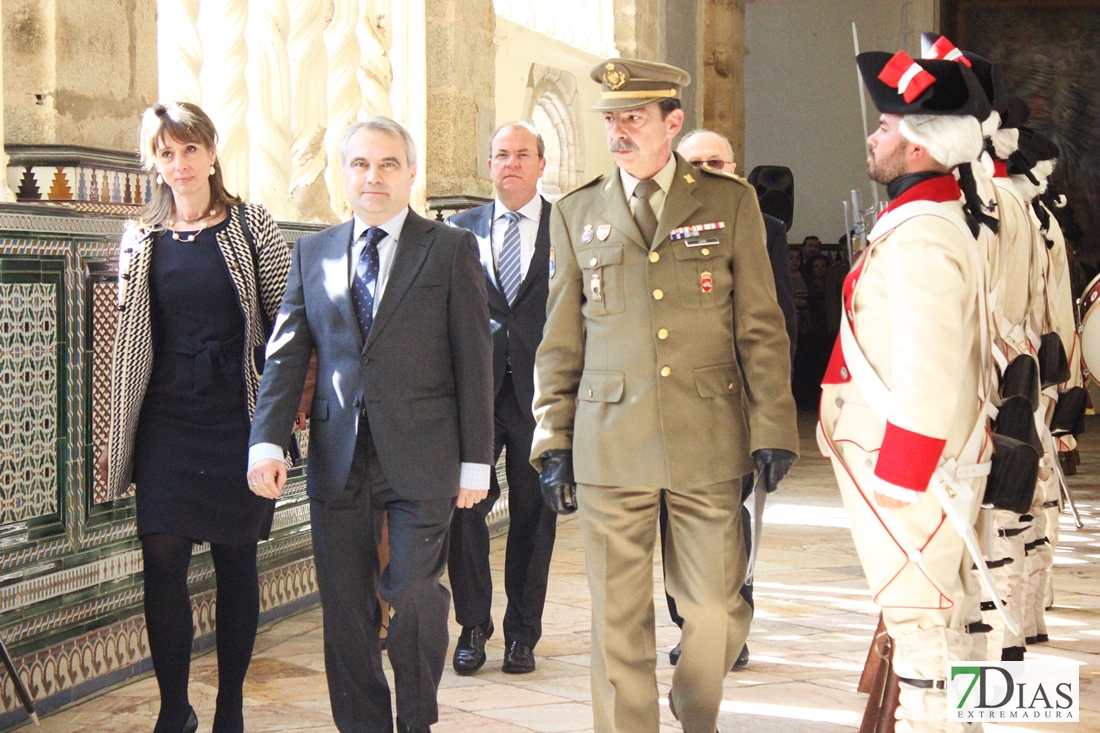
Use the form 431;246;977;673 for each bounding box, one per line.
311;420;455;733
447;371;557;648
660;472;755;627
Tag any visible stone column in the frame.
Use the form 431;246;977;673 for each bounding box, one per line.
157;0;203;105
613;0;658;60
199;0;250;198
288;0;335;222
701;0;745;165
323;0;360;216
357;0;393;119
389;0;427;211
0;0;15;202
245;0;295;219
3;0;158;151
424;0;494;198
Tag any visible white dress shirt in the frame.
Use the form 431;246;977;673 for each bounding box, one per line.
248;206;490;492
485;194;542;288
619;153;678;221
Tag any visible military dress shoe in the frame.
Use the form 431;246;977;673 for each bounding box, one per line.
670;642;748;670
396;719;431;733
452;618;493;675
501;640;536;673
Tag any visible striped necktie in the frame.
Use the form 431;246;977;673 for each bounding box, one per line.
351;227;386;341
498;211;523;305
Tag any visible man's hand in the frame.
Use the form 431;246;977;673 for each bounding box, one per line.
874;491;909;509
294;411;309;431
248;458;287;500
539;450;577;515
457;488;489;509
752;448;797;492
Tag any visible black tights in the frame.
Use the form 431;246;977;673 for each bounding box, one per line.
142;534;260;733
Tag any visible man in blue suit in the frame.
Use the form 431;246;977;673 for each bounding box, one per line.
446;122;557;675
247;117;494;733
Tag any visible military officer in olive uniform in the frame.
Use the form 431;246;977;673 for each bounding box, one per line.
530;59;799;733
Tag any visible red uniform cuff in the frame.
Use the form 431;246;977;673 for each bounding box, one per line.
873;422;947;492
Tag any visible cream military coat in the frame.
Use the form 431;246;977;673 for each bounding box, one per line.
531;154;798;489
818;187;989;608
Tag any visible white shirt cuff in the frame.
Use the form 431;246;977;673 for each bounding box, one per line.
868;473;924;504
249;442;285;469
460;462;491;492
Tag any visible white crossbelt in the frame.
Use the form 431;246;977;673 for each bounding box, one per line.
831;201;1018;637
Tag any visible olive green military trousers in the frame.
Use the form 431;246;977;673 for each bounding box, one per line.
577;480;751;733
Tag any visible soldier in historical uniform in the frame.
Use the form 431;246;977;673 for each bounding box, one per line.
530;59;798;733
818;51;991;732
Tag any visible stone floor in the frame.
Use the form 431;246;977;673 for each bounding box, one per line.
25;416;1100;732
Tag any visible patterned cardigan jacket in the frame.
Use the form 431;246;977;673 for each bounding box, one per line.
104;203;293;500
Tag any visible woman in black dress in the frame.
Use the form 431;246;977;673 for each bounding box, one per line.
98;102;292;733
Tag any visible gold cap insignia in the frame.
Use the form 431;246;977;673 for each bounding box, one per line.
602;63;628;91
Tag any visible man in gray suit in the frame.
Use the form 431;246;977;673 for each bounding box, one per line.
247;117;494;733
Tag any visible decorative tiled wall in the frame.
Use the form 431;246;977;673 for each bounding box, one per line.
0;281;59;523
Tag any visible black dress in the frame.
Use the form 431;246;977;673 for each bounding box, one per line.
133;219;275;544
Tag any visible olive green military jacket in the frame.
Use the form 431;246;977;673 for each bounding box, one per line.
530;154;799;489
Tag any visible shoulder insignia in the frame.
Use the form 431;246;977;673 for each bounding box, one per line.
559;174;605;200
699;166;751;187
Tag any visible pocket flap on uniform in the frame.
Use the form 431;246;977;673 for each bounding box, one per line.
578;245;623;269
578;371;625;403
672;240;723;260
411;395;458;420
693;363;740;398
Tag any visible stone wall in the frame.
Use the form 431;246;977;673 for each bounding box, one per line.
3;0;158;151
425;0;495;198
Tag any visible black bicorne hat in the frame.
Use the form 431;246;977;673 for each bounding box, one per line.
857;51;991;120
920;33;1008;116
1009;127;1060;175
1000;95;1031;130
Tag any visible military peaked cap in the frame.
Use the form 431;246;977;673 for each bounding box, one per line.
590;58;691;112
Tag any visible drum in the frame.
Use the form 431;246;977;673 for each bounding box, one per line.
1078;272;1100;383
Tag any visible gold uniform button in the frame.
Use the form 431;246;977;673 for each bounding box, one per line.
701;248;710;256
649;251;660;263
660;366;672;377
590;256;599;267
657;328;669;339
653;289;664;300
588;389;594;397
727;382;734;390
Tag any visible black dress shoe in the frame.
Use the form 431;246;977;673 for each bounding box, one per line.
1025;634;1049;645
501;640;536;673
733;643;749;669
669;643;681;666
179;708;198;733
396;719;431;733
452;618;493;675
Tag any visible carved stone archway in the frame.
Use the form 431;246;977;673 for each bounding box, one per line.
522;64;584;199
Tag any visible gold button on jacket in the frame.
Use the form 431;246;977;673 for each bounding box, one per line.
530;154;798;488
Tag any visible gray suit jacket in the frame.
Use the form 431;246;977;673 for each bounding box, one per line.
249;208;494;501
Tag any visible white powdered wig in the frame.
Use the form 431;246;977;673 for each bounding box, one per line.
989;125;1019;159
980;110;1002;138
1010;160;1056;203
899;114;984;170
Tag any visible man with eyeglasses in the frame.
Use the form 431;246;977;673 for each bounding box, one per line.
656;129;797;671
446;121;558;676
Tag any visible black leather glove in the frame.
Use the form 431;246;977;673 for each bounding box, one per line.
752;448;797;493
539;450;578;515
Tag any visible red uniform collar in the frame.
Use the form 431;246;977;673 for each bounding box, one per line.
993;159;1009;178
878;174;962;219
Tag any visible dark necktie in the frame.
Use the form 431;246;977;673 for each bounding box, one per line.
351;227;386;342
632;178;660;246
498;211;523;305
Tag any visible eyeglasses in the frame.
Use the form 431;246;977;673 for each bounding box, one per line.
688;159;732;170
